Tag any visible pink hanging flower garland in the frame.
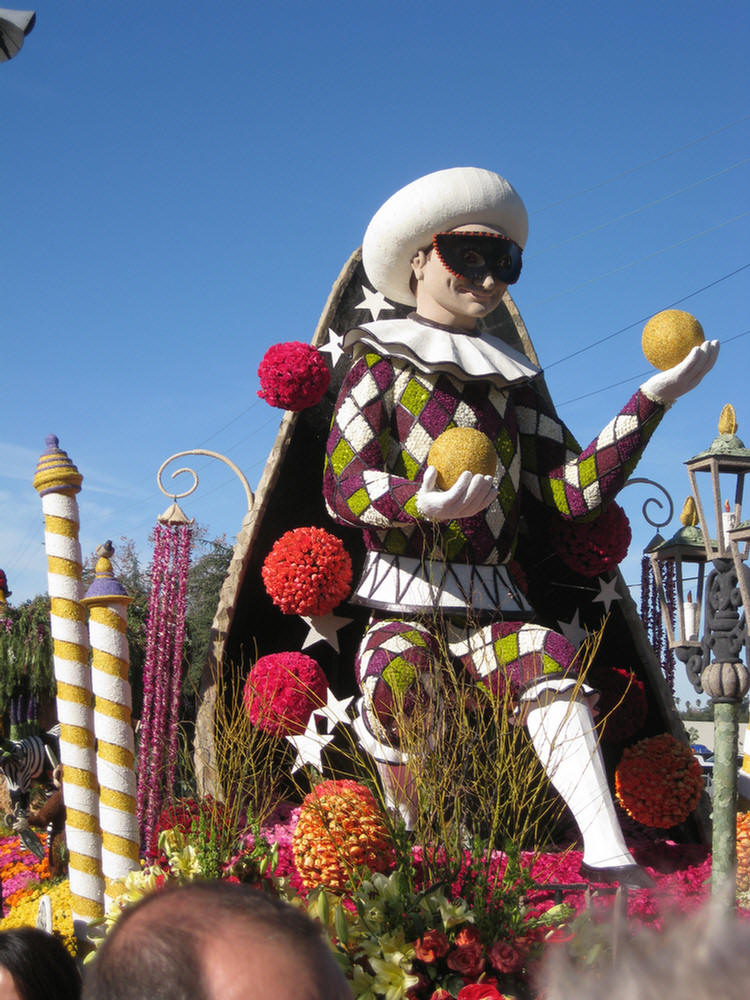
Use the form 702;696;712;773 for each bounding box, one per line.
166;525;191;794
137;520;193;850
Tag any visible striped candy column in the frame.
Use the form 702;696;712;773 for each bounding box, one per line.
33;435;104;933
82;543;140;908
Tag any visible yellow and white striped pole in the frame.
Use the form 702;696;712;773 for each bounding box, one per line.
33;435;104;934
82;542;140;909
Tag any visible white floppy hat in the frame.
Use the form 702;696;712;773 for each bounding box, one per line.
362;167;528;307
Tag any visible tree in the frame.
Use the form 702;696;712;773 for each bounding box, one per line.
0;595;54;727
184;536;233;695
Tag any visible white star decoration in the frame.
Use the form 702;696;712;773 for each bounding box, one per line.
284;690;354;772
301;612;353;652
315;688;354;730
592;575;623;613
319;328;345;367
557;609;588;648
354;286;395;321
286;718;336;773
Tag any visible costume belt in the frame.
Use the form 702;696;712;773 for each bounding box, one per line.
351;552;532;615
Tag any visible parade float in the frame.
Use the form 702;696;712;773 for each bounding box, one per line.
1;167;748;1000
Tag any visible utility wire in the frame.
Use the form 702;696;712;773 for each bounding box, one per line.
556;327;750;407
533;116;750;213
545;262;750;368
528;158;750;257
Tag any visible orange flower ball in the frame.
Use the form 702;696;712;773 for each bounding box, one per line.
737;812;750;896
615;733;704;828
292;779;394;891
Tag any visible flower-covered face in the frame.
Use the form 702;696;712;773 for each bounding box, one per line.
411;225;509;330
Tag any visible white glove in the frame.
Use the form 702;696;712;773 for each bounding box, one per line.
640;340;719;404
416;466;497;522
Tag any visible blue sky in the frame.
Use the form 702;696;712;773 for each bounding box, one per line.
2;2;748;704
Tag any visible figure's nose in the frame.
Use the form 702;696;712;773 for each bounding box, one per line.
476;272;497;289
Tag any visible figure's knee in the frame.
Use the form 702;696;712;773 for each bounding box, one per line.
460;621;579;702
355;617;442;750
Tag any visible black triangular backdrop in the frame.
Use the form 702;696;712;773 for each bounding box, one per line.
194;249;707;844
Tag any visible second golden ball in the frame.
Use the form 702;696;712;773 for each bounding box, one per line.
427;427;497;490
642;309;705;371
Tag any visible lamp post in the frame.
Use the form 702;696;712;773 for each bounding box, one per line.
649;405;750;906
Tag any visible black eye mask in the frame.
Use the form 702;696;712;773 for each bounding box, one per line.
432;231;523;285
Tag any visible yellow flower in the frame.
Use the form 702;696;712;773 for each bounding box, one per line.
350;963;378;1000
0;878;76;956
167;843;203;880
369;956;420;1000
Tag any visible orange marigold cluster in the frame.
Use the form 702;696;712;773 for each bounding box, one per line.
615;733;704;828
292;779;394;891
737;811;750;895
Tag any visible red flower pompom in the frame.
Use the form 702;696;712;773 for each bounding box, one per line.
552;501;631;577
457;985;509;1000
257;341;330;411
588;665;648;744
615;733;704;828
147;796;227;859
243;652;327;737
262;526;352;616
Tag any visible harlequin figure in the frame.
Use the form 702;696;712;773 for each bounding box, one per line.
323;167;718;887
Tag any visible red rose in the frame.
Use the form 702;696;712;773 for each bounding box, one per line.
487;939;524;973
429;991;453;1000
457;983;507;1000
446;941;485;978
415;929;451;963
454;924;481;946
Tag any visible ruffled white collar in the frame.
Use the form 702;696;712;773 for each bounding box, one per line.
343;315;539;388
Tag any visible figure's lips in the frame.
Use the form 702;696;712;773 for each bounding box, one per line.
460;286;496;300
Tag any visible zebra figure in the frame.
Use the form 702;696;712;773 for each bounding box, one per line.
0;729;60;860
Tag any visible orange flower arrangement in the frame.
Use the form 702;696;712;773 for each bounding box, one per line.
737;811;750;896
292;779;394;891
615;733;704;828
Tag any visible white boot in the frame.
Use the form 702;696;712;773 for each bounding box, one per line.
374;761;418;830
352;699;419;829
525;692;653;886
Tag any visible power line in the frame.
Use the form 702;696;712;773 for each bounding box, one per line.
545;262;750;368
528;158;750;257
532;116;750;214
556;327;750;407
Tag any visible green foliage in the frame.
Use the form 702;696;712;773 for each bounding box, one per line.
184;535;232;693
0;596;55;716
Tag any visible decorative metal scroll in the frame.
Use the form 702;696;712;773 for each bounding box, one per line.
156;449;255;516
622;477;674;543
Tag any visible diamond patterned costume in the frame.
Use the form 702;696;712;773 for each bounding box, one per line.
323;316;665;758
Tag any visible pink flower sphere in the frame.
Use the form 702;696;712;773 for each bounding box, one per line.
552;501;631;577
243;652;328;737
257;341;331;411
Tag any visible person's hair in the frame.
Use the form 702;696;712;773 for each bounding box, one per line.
82;880;342;1000
0;927;81;1000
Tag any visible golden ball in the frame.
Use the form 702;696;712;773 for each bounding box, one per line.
642;310;705;371
427;427;497;490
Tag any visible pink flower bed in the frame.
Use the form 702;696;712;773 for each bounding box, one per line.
0;832;51;916
245;801;723;927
